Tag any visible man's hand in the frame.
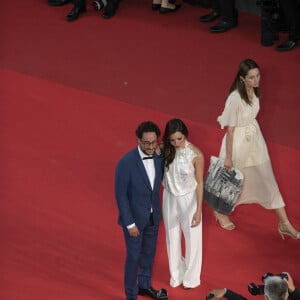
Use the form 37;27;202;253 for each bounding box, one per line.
282;272;296;293
206;288;226;300
128;225;140;237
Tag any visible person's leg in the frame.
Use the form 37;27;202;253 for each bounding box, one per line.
276;207;300;239
123;227;143;300
259;1;280;46
209;0;237;32
163;190;185;287
279;0;300;41
276;0;300;50
138;215;159;288
218;0;237;25
160;0;181;13
214;211;235;230
199;0;221;23
180;194;202;288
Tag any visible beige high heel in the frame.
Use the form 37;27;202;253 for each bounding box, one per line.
214;211;236;230
278;221;300;240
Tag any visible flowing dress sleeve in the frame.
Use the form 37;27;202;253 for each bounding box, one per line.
217;91;241;129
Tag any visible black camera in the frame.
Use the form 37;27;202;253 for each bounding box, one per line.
206;293;215;300
248;283;265;296
248;273;288;296
92;0;107;10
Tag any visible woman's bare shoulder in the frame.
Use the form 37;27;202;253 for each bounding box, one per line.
188;143;204;158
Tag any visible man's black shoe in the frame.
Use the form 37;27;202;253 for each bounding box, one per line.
48;0;70;6
102;7;116;18
209;21;237;33
183;0;203;6
102;0;119;19
159;4;181;14
199;10;220;22
138;287;168;299
276;40;300;52
66;4;86;21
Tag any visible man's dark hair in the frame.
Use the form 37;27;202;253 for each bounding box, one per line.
135;121;161;139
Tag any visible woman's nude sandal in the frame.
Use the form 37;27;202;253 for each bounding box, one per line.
214;211;236;230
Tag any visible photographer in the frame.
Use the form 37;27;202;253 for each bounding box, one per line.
283;272;300;300
206;272;300;300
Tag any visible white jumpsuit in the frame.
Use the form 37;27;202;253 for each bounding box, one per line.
163;141;202;288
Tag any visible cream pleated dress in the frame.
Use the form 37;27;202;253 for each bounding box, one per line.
217;90;285;209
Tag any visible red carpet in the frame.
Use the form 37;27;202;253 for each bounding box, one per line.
1;1;300;299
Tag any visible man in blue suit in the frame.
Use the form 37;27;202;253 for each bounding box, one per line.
115;121;168;300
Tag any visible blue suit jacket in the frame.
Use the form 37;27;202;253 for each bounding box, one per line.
115;147;164;230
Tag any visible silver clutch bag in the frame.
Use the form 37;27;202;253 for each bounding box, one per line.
204;156;244;215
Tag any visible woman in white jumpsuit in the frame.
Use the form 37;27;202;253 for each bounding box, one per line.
162;118;204;289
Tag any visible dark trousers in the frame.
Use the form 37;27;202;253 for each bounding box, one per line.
122;215;159;300
212;0;237;24
279;0;300;41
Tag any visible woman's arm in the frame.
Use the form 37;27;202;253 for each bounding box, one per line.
224;126;235;170
191;151;205;227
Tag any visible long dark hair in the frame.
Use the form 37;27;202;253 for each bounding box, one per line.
163;118;188;170
229;59;260;105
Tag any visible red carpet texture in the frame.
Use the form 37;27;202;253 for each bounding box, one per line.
1;1;300;300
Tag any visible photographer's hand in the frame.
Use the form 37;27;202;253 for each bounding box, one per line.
207;288;227;299
282;272;295;293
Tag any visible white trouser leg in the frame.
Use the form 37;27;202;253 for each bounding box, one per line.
163;189;185;287
178;192;202;288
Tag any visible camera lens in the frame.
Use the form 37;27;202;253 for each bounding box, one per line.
92;0;107;10
206;293;215;300
262;272;273;282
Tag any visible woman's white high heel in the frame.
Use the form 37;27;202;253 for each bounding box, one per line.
278;221;300;240
214;211;236;231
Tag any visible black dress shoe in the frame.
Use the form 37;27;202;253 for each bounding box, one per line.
199;10;220;22
209;21;237;33
48;0;70;6
159;4;181;14
138;287;168;299
152;3;161;10
276;40;300;52
66;4;86;21
102;0;119;18
102;7;117;18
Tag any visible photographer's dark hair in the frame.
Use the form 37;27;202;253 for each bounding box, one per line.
163;118;188;170
135;121;161;139
229;58;260;105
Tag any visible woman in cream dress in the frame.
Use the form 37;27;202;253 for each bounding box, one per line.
214;58;299;240
162;118;204;289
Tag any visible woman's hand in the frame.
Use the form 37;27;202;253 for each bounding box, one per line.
191;211;201;227
224;156;233;170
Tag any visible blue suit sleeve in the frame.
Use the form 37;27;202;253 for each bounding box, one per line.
115;158;134;227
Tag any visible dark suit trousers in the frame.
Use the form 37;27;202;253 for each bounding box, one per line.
279;0;300;41
122;214;159;299
212;0;236;24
